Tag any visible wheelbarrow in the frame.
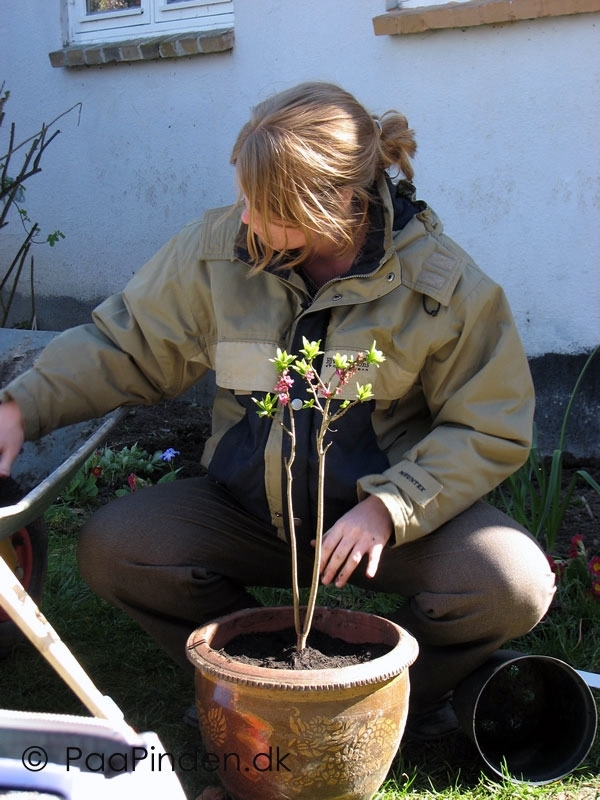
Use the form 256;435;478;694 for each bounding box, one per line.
0;332;187;796
0;499;186;796
0;408;129;654
0;329;123;653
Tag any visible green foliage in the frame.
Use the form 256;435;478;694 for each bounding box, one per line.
16;204;65;248
509;571;600;670
256;338;383;418
491;346;600;553
49;443;180;512
254;337;386;651
89;442;177;482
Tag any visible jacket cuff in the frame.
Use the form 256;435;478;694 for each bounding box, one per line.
1;379;43;440
357;459;443;546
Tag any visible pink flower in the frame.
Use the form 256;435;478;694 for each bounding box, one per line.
274;373;294;394
278;393;289;405
569;534;585;559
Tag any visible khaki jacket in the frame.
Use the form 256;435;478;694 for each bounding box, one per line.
3;177;534;546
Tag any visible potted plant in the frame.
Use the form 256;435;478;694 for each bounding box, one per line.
187;339;418;800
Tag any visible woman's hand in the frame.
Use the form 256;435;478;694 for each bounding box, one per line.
0;400;25;478
315;494;393;588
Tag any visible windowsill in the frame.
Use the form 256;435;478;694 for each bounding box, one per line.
373;0;600;35
49;26;234;67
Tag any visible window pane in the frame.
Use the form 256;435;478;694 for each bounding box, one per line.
86;0;141;12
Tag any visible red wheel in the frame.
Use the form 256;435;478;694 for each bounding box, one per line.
0;527;35;622
0;479;48;655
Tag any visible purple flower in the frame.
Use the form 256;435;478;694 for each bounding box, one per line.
161;448;180;463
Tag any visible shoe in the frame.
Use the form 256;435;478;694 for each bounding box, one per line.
403;697;459;742
183;704;199;729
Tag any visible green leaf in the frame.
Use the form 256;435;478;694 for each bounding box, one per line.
299;337;323;362
270;348;296;371
365;341;386;365
252;393;279;417
355;382;374;402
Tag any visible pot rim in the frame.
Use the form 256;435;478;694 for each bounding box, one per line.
186;605;418;690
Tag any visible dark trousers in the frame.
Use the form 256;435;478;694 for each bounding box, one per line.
77;476;555;710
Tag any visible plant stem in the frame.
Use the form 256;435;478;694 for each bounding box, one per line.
558;345;599;451
282;407;303;644
0;226;36;326
537;345;599;551
297;398;332;651
259;341;384;652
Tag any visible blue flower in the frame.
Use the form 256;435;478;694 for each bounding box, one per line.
161;447;180;463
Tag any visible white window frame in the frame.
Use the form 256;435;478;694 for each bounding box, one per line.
64;0;234;45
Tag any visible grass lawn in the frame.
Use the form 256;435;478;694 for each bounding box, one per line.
1;516;599;799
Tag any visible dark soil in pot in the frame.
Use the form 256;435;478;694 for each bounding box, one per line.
220;626;390;669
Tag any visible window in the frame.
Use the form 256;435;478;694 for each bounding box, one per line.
65;0;234;44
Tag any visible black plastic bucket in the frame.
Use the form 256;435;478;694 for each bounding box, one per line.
453;650;597;784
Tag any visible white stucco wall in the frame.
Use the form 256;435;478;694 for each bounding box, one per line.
1;1;598;356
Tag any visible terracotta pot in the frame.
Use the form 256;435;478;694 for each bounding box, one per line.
186;606;418;800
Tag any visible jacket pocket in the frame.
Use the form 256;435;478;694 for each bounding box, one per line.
214;341;279;392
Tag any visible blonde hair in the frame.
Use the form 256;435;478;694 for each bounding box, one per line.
231;81;416;272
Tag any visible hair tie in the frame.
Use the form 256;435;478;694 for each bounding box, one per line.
374;117;382;136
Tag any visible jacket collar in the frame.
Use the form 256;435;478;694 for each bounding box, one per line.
228;178;462;308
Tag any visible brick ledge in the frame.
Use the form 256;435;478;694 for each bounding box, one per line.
49;27;234;67
373;0;600;35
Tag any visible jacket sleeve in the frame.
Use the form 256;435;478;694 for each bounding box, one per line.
1;221;212;440
357;271;534;545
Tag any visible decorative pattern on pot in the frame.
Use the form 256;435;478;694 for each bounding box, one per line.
188;606;419;800
287;708;400;789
